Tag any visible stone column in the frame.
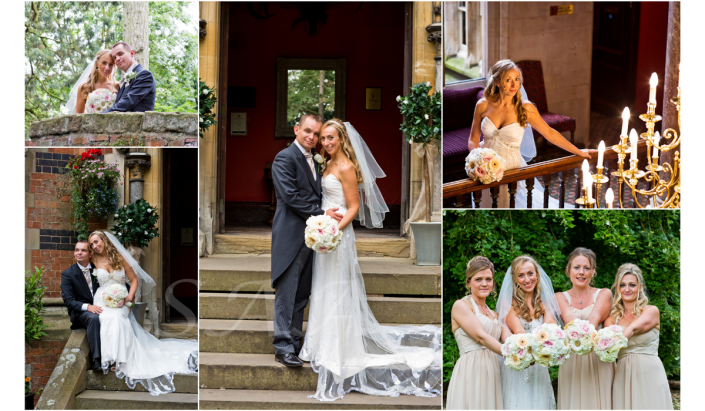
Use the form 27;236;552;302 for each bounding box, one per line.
125;152;152;204
426;3;442;222
659;1;680;184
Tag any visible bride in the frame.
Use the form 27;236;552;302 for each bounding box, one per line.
298;119;441;402
88;231;197;395
63;50;119;114
468;60;592;208
496;255;562;409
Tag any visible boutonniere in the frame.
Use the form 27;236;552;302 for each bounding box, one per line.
124;72;137;86
311;151;324;173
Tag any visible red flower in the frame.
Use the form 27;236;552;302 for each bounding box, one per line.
74;166;78;169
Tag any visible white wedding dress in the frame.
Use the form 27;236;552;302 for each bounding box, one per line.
480;117;570;209
498;316;556;410
94;268;198;396
299;174;442;401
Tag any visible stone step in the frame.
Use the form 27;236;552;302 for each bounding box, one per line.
200;255;440;295
155;322;199;340
199;353;441;392
86;371;197;393
199;319;441;354
74;390;197;410
199;389;442;410
214;231;410;258
199;293;441;324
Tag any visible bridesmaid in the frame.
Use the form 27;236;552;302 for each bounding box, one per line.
555;248;615;409
446;256;511;410
604;263;673;410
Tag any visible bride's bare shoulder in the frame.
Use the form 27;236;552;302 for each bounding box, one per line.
338;161;357;183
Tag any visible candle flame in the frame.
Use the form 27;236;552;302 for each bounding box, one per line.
622;107;630;120
598;141;605;154
629;129;638;144
605;188;614;206
650;73;658;88
582;159;589;173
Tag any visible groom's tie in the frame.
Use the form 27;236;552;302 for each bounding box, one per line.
81;266;93;294
303;152;316;180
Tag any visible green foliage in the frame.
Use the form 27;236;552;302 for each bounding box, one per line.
397;82;441;147
443;210;680;383
199;79;217;138
286;69;336;126
25;266;52;347
112;199;160;248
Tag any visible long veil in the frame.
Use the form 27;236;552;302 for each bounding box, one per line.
496;262;563;327
519;84;537;162
62;59;95;115
103;231;156;299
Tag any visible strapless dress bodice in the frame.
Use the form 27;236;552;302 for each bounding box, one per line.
321;174;348;213
96;268;126;288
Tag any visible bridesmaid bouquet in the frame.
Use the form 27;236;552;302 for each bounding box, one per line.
465;148;506;184
102;284;128;308
85;89;116;113
593;326;628;362
530;323;571;367
304;215;344;254
501;333;535;371
564;319;597;355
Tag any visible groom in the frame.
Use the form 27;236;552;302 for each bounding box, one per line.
60;240;102;370
103;41;156;113
270;113;343;367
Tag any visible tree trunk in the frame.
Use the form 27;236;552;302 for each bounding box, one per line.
318;70;325;118
423;152;431;222
123;2;150;70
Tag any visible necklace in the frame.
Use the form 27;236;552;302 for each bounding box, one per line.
571;288;592;305
472;295;492;317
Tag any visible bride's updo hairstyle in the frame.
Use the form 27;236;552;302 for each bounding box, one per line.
80;49;114;99
484;59;530;128
465;256;496;297
89;231;124;271
565;247;597;285
510;255;545;322
609;263;649;323
320;118;363;184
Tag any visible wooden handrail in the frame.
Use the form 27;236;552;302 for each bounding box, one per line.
443;140;649;198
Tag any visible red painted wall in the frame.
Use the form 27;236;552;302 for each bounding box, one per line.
225;2;406;204
634;2;669;116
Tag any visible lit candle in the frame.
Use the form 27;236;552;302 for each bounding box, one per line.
597;141;605;169
605;188;614;209
649;73;658;105
653;131;661;159
629;129;638;163
621;107;630;136
582;160;592;201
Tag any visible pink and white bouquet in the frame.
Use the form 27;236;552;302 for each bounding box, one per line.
530;323;571;367
102;284;128;308
564;319;597;355
593;325;628;362
85;89;116;113
304;215;344;254
465;148;507;184
501;333;535;371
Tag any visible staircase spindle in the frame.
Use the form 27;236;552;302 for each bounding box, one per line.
490;187;499;208
472;190;483;208
543;174;553;208
559;171;566;208
508;182;518;209
526;178;534;208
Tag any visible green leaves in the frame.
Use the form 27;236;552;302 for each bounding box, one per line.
25;266;51;347
398;82;441;147
199;79;217;138
112;199;160;248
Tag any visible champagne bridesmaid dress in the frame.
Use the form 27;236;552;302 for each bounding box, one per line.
612;325;673;409
446;296;503;410
557;289;615;409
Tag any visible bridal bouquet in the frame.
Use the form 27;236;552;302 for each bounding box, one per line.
85;89;116;113
530;323;571;367
501;333;535;371
102;284;128;308
304;215;344;254
593;325;628;362
564;319;597;355
465;148;506;184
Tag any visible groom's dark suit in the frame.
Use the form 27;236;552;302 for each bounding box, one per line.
270;143;325;355
104;64;156;113
61;263;101;360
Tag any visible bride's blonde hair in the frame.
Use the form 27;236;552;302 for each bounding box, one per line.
89;231;124;271
320;118;363;184
80;49;114;99
510;255;546;322
483;60;530;127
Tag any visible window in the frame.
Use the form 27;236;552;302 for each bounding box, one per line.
444;2;487;87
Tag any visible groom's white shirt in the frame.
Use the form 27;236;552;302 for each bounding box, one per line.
120;62;140;87
78;262;92;311
293;139;316;181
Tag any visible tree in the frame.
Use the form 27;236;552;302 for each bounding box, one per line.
286;69;336;126
123;1;149;69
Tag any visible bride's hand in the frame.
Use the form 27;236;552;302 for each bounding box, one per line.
325;208;344;222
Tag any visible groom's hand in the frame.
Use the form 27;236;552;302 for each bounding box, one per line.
326;208;344;222
87;305;103;314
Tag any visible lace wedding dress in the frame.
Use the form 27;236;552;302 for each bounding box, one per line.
498;316;556;410
299;174;442;402
479;117;569;209
94;268;198;396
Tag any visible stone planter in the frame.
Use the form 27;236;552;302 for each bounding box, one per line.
410;222;442;266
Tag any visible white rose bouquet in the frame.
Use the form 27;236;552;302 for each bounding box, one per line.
531;323;571;367
85;89;116;113
564;319;597;355
593;325;628;362
501;333;535;371
304;215;344;254
102;284;128;308
465;148;507;184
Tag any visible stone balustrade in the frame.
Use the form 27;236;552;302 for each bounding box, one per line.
27;112;198;147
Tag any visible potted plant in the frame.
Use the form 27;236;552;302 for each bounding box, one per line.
398;82;442;265
199;79;217;138
26;266;50;409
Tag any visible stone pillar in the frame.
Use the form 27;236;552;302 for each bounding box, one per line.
426;3;442;222
125;152;152;204
659;1;680;184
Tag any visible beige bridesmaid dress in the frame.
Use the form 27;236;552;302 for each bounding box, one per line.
446;296;504;410
612;325;673;409
557;289;615;409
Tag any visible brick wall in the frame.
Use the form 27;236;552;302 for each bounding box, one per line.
26;340;65;405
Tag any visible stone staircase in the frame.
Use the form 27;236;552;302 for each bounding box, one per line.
198;232;442;410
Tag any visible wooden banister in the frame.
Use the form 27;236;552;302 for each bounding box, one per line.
443;140;649;199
